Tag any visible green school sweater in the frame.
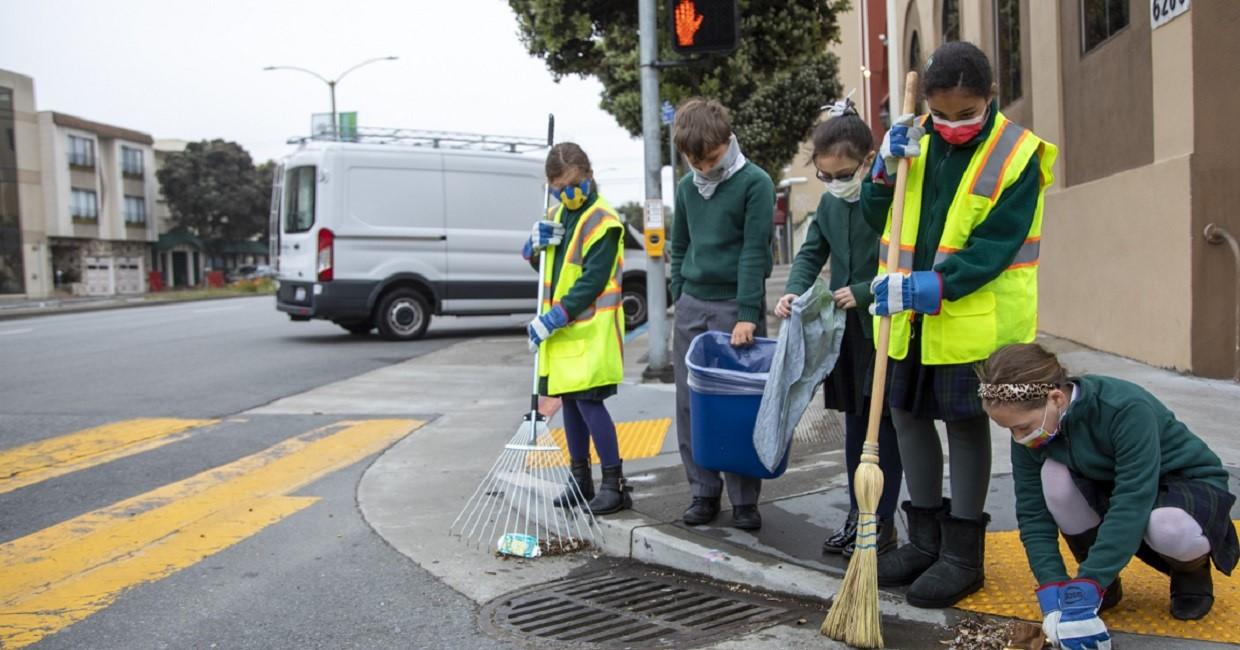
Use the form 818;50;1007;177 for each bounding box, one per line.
670;162;775;324
783;193;880;338
859;100;1041;301
529;191;622;320
1012;375;1231;589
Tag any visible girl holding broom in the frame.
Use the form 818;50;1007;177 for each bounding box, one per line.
774;97;903;558
523;142;631;515
862;41;1057;608
978;342;1237;649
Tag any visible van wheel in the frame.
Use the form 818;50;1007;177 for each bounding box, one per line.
622;280;648;329
377;289;431;341
339;320;373;336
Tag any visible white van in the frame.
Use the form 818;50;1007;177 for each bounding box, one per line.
271;134;661;340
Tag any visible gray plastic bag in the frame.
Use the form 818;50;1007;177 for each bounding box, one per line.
753;280;847;472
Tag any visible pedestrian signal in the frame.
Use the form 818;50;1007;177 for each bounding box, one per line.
667;0;739;55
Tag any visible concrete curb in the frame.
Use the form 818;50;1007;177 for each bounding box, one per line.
0;292;272;321
590;510;947;628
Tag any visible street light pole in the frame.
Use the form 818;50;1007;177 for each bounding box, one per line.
639;0;671;381
263;56;398;140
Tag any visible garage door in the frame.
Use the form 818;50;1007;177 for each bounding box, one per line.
115;256;144;294
84;257;113;296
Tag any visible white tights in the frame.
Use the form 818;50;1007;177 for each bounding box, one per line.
1040;459;1211;562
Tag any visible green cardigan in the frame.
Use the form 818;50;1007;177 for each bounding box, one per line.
670;162;775;324
783;193;880;338
1012;375;1230;589
860;100;1041;302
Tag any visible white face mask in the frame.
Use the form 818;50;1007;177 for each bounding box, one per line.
824;165;865;203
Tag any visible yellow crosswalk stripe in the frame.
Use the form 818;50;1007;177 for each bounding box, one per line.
0;418;216;495
528;418;672;468
0;418;422;649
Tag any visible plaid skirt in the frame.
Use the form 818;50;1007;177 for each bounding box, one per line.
539;377;618;401
1074;473;1239;575
886;326;984;422
823;310;876;416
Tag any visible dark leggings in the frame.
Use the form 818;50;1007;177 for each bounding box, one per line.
891;409;992;520
844;408;903;519
561;398;621;467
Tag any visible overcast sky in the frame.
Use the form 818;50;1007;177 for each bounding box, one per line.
1;0;669;205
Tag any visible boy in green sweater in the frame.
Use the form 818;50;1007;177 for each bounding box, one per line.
979;343;1238;649
670;98;774;530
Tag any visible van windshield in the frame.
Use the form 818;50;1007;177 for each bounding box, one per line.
283;166;316;233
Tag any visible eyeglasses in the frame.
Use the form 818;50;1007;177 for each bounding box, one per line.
815;164;863;184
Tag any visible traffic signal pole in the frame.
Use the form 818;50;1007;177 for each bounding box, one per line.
639;0;672;382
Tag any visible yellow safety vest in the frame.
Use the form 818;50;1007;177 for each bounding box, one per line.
537;195;626;394
878;112;1058;365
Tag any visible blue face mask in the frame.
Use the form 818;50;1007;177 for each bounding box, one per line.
549;179;592;210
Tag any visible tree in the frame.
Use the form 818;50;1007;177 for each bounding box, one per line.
508;0;849;180
156;140;270;253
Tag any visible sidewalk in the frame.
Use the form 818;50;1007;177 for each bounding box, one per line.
278;267;1240;648
0;288;273;320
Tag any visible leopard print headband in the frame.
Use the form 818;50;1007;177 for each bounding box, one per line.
977;383;1057;402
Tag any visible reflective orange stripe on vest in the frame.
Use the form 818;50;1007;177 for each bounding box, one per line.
970;120;1032;202
878;238;915;274
934;237;1041;270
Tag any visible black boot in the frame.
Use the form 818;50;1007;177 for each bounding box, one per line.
822;510;858;555
552;458;593;509
877;500;946;587
906;511;990;608
587;462;632;515
1062;527;1123;612
682;496;721;526
1165;553;1214;620
844;516;897;558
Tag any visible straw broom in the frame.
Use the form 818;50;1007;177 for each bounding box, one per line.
821;70;919;649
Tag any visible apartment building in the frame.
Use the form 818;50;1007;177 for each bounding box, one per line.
40;111;157;296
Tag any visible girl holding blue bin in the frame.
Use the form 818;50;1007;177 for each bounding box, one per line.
774;98;903;557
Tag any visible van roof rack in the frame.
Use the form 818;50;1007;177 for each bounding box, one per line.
287;127;548;153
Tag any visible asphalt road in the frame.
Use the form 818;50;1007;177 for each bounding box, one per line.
0;296;532;649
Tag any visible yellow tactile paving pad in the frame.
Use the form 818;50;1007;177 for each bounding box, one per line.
526;418;672;468
957;525;1240;644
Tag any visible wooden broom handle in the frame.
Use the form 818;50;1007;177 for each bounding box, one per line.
862;71;920;454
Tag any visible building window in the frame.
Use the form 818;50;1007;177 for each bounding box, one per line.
121;146;144;177
68;135;95;168
942;0;961;42
71;188;98;221
124;195;147;225
994;0;1022;105
1081;0;1129;53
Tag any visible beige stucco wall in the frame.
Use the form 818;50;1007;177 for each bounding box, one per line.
1040;155;1195;371
0;69;50;298
784;4;868;251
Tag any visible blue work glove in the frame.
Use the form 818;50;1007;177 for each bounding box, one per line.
874;113;924;184
1053;579;1111;650
527;220;565;255
527;305;569;350
1036;583;1063;648
868;271;942;316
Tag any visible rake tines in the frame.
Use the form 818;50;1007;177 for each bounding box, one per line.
449;420;601;556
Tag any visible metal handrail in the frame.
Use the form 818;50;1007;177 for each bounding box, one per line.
1204;223;1240;382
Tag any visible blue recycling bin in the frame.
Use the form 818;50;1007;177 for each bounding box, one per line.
686;331;789;479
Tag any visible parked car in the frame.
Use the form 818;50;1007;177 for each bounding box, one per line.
271;136;668;340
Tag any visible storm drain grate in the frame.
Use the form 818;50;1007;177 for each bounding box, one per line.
481;569;802;648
